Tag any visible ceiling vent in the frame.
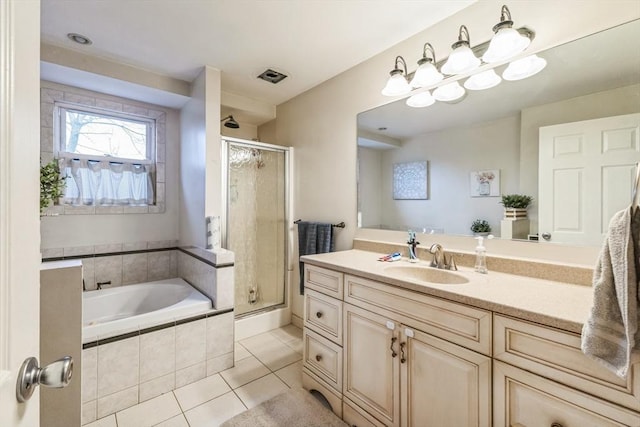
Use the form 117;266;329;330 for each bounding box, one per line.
257;69;288;84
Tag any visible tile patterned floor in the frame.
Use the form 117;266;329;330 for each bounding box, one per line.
84;324;303;427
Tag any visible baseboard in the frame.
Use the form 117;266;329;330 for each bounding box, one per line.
234;306;292;340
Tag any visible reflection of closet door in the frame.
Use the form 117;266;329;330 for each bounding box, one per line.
539;113;640;246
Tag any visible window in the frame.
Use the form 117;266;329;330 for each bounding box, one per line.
57;105;155;163
55;103;157;207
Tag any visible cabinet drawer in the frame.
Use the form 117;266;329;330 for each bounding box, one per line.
302;368;343;418
304;328;343;392
494;361;639;426
305;289;343;345
344;274;491;355
494;314;640;411
343;398;386;427
305;264;344;299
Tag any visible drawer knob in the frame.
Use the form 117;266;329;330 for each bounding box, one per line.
315;354;322;362
316;311;323;319
550;424;563;427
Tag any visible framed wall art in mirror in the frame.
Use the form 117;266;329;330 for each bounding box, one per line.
393;161;428;200
470;170;500;197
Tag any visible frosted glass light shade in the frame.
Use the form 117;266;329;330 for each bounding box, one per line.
433;81;465;102
410;61;443;88
382;72;411;96
503;55;547;81
406;91;436;108
482;27;530;63
464;69;502;91
441;45;480;75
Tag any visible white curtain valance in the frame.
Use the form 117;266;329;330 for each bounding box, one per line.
60;157;154;206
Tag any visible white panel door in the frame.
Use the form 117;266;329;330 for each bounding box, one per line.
539;113;640;245
0;0;42;425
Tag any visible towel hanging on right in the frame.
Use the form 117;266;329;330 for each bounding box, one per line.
581;206;640;378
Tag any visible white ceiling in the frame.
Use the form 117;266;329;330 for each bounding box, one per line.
41;0;476;108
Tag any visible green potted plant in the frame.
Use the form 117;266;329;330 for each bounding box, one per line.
470;219;491;236
40;159;66;215
500;194;533;219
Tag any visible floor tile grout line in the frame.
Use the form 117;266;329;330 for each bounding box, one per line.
91;326;302;427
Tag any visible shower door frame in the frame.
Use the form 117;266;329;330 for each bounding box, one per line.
221;137;292;317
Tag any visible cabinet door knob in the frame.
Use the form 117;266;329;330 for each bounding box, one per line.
390;337;397;358
550;423;563;427
400;342;406;363
316;311;323;318
315;354;322;362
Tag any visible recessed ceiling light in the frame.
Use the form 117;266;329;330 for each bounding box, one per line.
67;33;92;45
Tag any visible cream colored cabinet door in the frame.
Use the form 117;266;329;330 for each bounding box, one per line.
0;0;42;425
401;327;491;427
494;361;639;427
344;303;400;427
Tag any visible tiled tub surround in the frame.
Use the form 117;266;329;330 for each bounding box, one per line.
42;243;237;423
81;311;235;424
42;242;235;310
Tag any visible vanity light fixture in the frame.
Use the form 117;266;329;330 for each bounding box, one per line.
433;81;465;102
502;54;547;81
482;5;531;63
441;25;480;75
406;91;436;108
409;43;443;88
381;56;411;96
464;69;502;91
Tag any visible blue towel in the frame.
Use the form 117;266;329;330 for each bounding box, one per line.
297;221;334;294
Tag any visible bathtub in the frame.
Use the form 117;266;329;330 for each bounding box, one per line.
83;277;212;343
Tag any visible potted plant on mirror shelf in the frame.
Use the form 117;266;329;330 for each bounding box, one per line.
40;159;66;216
500;194;533;220
470;219;491;236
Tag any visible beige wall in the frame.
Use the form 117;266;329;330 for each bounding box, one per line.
364;115;520;236
273;0;640;318
357;147;382;228
222;123;258;141
179;66;222;247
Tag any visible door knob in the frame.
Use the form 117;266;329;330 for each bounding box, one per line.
16;356;73;402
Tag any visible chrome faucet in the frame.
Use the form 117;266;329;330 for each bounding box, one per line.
429;243;457;270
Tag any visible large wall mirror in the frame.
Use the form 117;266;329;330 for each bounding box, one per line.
357;19;640;246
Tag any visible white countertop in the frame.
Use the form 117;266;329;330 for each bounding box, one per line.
301;249;594;334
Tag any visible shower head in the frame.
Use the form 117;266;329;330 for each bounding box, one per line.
221;115;240;129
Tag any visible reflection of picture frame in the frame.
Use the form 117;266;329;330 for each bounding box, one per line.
470;169;500;197
393;161;428;200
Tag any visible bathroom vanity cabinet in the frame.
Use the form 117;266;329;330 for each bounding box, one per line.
301;254;640;427
303;264;491;427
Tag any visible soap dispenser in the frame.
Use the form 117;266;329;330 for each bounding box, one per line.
474;236;488;274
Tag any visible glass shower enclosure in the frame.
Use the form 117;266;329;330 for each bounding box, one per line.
222;138;289;317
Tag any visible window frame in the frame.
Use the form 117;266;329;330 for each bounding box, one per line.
54;102;157;165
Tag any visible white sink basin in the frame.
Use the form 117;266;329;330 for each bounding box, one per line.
383;265;470;285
